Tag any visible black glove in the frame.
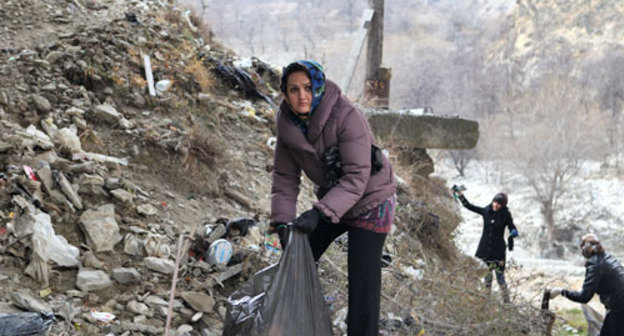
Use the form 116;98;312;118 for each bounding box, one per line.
269;222;289;249
292;208;322;233
507;236;515;251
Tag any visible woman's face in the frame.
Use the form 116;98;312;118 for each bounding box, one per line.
284;71;312;117
492;201;502;211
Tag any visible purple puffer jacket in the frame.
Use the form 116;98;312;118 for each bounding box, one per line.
270;80;397;225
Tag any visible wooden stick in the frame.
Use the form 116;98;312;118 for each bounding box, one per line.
164;224;199;336
164;234;186;336
340;8;375;95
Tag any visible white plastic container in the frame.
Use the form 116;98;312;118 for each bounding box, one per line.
206;239;232;266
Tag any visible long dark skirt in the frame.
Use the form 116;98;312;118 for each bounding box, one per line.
600;309;624;336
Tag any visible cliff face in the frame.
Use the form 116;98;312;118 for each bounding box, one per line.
490;0;624;66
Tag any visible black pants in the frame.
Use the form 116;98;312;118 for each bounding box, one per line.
484;260;509;302
307;221;387;336
483;261;506;287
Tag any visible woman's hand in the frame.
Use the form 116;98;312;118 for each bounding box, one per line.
292;208;322;233
269;222;289;249
550;288;563;298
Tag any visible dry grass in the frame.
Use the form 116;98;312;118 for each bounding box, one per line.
130;74;147;89
180;125;224;168
185;59;213;92
162;9;184;27
142;123;226;196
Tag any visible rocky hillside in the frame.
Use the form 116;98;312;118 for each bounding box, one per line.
490;0;624;74
0;1;549;335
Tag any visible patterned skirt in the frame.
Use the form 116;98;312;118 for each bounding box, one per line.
343;194;396;234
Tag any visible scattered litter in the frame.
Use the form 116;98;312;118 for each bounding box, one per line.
155;79;172;96
22;166;38;181
39;288;52;298
182;10;198;32
225;217;255;237
143;54;156;96
10;208;80;268
0;312;55;336
402;266;423;281
204;224;213;237
90;310;115;324
212;62;274;105
381;254;392;268
55;126;82;153
72;152;129;166
206;239;232;266
232;58;253;69
266;137;277;151
125;12;140;25
263;234;280;252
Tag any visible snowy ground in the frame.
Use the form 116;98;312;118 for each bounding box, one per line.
433;157;624;314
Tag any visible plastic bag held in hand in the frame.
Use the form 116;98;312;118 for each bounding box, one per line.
223;230;333;336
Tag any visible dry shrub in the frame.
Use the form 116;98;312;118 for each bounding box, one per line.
162;9;184;26
187;10;214;43
185;59;213;92
142;125;225;195
379;260;546;335
391;156;462;262
179;125;223;169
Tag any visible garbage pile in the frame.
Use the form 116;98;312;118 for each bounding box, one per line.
0;1;285;335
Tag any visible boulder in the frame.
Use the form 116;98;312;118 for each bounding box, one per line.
91;104;122;124
79;204;122;252
180;291;215;313
144;257;175;274
76;269;112;291
112;267;141;284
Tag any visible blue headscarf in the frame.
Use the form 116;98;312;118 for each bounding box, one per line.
298;60;326;114
281;60;326;134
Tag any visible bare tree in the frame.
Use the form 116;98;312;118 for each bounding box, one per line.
197;0;209;20
504;76;608;242
583;50;624;172
449;149;477;177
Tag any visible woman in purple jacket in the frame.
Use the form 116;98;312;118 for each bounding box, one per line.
269;60;397;336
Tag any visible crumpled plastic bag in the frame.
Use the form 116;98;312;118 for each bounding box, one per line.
55;125;82;153
223;230;333;336
0;312;55;336
10;207;80;267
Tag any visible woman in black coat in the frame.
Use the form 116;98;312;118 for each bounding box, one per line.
456;191;518;302
551;234;624;336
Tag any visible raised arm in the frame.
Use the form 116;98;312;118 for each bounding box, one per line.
458;194;485;215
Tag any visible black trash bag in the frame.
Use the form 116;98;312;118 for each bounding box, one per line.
213;62;274;105
507;236;515;251
226;217;256;237
223;230;333;336
0;312;55;336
